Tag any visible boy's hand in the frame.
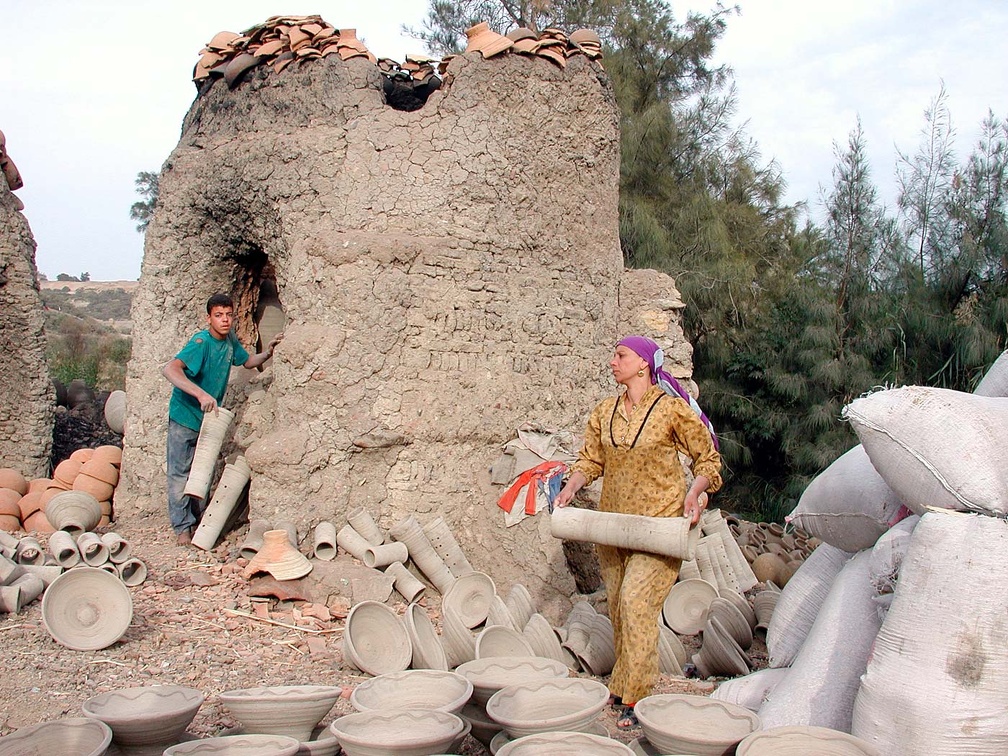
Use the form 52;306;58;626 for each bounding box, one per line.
267;332;284;354
198;391;218;415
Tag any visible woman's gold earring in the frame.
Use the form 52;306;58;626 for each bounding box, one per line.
637;368;646;377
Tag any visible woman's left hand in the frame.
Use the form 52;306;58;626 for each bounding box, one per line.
683;488;709;527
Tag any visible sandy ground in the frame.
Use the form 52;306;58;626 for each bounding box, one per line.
0;517;756;752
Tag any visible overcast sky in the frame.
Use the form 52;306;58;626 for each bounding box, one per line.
3;0;1006;281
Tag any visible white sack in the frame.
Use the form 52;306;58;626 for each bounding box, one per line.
868;514;920;596
765;542;853;668
711;667;789;712
843;386;1008;516
973;349;1008;396
852;511;1008;755
758;550;880;732
787;444;905;552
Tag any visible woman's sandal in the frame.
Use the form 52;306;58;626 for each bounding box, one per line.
616;705;639;729
607;694;623;709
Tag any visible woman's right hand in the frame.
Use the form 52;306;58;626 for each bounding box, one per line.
554;471;587;508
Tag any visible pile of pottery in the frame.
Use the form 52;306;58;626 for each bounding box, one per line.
457;23;603;70
194;16;377;88
0;449;120;533
730;518;820;588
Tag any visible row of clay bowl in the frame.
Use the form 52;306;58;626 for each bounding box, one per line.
0;449;119;534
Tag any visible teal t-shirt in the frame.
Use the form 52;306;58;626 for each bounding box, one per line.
168;329;250;431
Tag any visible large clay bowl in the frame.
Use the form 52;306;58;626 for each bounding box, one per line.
442;571;497;628
296;727;341;756
736;725;881;755
343;600;412;676
460;702;502;747
404;602;448;671
485;678;609;738
634;694;760;756
662;579;718;635
350;669;473;714
497;731;633;755
42;567;133;651
490;722;610;754
456;656;570;706
476;625;535;659
218;685;342;742
0;717;111;756
163;733;301;755
329;709;464;756
82;684;204;746
45;490;102;536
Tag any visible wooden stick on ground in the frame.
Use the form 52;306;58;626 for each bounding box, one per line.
223;608;343;635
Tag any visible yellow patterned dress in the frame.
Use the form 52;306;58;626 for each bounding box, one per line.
570;383;722;703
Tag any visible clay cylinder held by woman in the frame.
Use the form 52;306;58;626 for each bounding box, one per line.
549;507;701;560
346;507;385;546
312;521;338;561
385;561;426;603
183;406;235;500
191;461;250;551
363;541;409;569
47;530;81;568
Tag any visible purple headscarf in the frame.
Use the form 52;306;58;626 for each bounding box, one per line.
618;335;719;450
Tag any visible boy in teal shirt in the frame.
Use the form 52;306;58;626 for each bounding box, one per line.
162;293;281;545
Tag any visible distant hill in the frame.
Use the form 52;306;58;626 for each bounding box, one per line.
40;280;135;323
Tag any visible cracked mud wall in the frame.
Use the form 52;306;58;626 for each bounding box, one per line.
119;52;697;612
0;182;53;477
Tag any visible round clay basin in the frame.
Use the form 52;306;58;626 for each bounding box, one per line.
475;625;534;659
634;693;761;756
218;685;342;742
736;725;881;755
662;579;718;635
82;684;204;746
41;567;132;651
456;656;570;706
485;677;609;739
163;733;301;755
497;730;633;755
460;702;503;747
0;717;111;756
329;709;464;756
442;571;496;629
343;600;412;676
297;726;340;756
491;721;610;754
350;669;473;714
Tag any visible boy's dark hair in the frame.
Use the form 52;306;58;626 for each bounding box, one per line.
206;293;234;314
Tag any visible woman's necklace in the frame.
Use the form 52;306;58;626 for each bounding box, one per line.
619;392;642;444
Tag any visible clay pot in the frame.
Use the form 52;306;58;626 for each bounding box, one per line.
82;684;204;747
18;564;61;588
403;601;448;671
103;390;127;434
219;685;343;742
13;536;44;565
751;553;787;585
24;510;55;534
443;571;497;629
386;561;425;603
240;519;271;559
520;613;569;666
101;532;131;564
243;530;312;581
441;605;477;668
41;567;133;650
634;693;760;756
77;532;109;566
164;733;300;755
550;507;700;560
0;469;28;496
330;709;464;756
0;717;111;756
2;574;43;612
53;459;83;489
662;578;718;635
486;594;519;631
708;597;753;650
658;623;686;675
346;507;385;546
390;516;455;594
337;524;372;561
117;558;147;586
476;625;535;659
47;530;81;568
736;725;881;755
0;514;19;533
183;407;235;500
484;677;609;739
69;448;94;464
722;587;757;629
80;459;118;488
693;617;750;678
422;516;474;577
752;589;779;632
0;551;21;584
71;473;113;503
92;445;122;468
342;600;412;676
17;491;42;521
191;462;250;551
504;583;535;629
350;669;473;714
312;521;338;560
460;701;502;747
362;541;409;569
0;489;20;518
464;22;514;58
497;731;633;755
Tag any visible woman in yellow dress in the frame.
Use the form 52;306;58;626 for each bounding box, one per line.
555;335;722;728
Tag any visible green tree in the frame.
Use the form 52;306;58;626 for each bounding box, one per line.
130;170;159;233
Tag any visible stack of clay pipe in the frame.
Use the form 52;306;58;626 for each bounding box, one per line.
0;451;119;535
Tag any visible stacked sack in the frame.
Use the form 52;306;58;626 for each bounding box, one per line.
709;349;1008;754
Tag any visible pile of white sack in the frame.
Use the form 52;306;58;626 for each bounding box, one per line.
713;349;1008;755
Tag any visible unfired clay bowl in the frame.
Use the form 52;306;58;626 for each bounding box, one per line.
350;669;473;714
736;725;882;755
442;571;496;628
218;685;342;742
82;684;204;746
343;600;412;676
296;726;341;756
490;721;610;754
163;733;301;755
329;709;464;756
0;717;111;756
633;693;761;756
497;730;633;755
457;656;570;706
485;678;609;738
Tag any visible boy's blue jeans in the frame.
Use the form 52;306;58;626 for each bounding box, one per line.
166;420;203;534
